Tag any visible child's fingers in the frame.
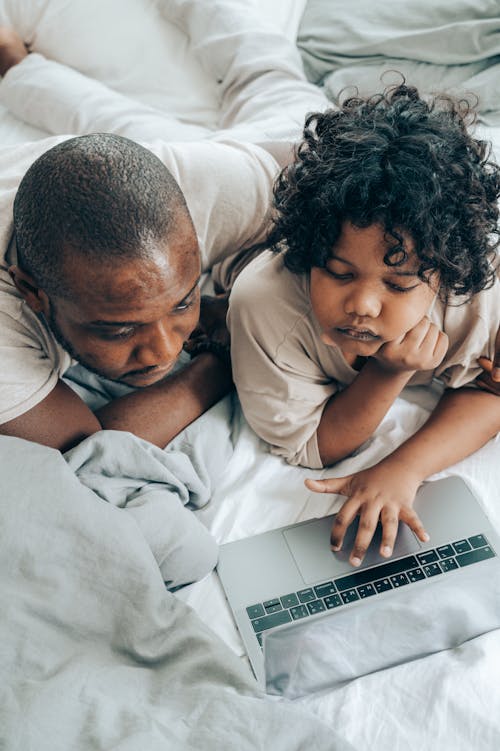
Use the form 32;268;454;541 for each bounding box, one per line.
399;316;432;347
494;327;500;380
477;356;492;373
304;476;349;494
349;504;382;567
329;497;360;554
379;506;401;558
400;507;429;544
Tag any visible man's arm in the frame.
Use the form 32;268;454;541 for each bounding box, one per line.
0;352;231;452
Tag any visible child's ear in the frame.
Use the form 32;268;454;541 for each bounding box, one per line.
8;265;50;315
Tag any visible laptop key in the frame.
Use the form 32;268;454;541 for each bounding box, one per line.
357;584;376;598
423;562;442;577
314;581;337;598
417;550;439;565
307;599;326;615
297;588;316;603
246;603;265;619
437;544;455;559
251;610;292;633
290;604;309;620
341;589;359;604
407;568;425;583
456;545;495;567
468;534;488;549
440;557;459;572
374;578;392;593
390;573;409;587
263;598;282;614
452;539;472;554
280;593;299;609
324;594;342;609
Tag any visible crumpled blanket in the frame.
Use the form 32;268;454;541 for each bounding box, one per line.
298;0;500;125
0;432;353;750
64;429;219;590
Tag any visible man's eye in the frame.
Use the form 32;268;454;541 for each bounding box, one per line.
175;290;198;312
97;327;136;340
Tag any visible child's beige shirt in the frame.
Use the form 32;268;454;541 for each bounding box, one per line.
228;250;500;468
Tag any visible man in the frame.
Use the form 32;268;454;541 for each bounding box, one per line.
0;133;278;451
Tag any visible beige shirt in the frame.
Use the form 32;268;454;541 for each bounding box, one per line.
228;250;500;469
0;137;278;424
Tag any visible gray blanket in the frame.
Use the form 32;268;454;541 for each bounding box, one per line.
0;431;352;750
298;0;500;125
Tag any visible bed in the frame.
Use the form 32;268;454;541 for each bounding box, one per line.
0;0;499;748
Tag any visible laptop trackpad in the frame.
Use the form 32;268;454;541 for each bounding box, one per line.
283;515;422;584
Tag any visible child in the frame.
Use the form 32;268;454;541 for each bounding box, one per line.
228;84;500;567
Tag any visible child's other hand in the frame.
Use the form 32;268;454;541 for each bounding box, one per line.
476;325;500;395
305;462;429;567
375;316;448;374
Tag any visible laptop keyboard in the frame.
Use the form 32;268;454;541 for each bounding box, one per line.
245;534;495;646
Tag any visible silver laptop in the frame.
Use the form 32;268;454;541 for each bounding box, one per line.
217;476;500;698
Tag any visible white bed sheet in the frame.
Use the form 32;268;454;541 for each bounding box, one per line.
0;0;499;748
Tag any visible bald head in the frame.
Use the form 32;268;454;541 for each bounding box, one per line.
13;133;193;296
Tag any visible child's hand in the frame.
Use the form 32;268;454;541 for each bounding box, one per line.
374;316;448;374
476;324;500;395
305;462;429;567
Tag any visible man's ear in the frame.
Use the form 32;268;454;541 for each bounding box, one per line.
8;266;50;315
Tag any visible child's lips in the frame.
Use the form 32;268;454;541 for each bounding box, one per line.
336;326;380;341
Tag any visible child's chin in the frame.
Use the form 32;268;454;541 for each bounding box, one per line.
345;340;383;357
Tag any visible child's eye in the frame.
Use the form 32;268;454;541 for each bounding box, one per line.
387;281;419;293
327;269;353;281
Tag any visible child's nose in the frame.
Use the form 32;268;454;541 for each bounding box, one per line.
344;284;382;318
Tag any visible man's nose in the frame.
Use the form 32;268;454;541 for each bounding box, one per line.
343;283;382;319
134;322;183;366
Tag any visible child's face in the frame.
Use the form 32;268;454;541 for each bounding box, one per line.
310;222;438;358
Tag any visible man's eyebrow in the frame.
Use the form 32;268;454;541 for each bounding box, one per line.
88;277;201;327
331;254;418;276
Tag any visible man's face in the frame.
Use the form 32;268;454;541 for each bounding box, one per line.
47;215;201;387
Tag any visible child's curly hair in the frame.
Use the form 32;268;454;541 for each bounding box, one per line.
269;83;500;298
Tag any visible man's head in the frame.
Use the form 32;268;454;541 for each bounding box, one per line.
11;133;201;386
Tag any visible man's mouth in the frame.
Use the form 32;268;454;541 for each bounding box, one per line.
121;364;173;384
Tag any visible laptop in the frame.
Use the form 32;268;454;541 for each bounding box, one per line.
217;476;500;698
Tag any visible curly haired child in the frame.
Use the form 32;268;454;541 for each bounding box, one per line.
228;83;500;566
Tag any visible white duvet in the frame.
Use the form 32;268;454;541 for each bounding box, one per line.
0;0;499;749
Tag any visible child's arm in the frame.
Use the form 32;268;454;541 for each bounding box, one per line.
316;316;448;466
307;386;500;567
